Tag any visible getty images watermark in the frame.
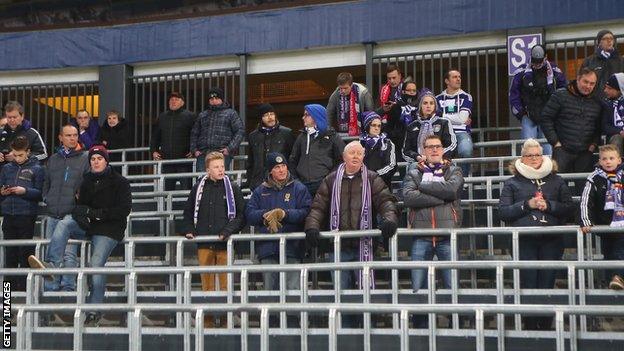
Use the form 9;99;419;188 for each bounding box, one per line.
3;282;10;349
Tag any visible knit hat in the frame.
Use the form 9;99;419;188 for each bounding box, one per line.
417;89;436;116
168;91;184;101
88;144;110;163
596;29;614;45
605;73;624;92
257;103;275;119
304;104;328;132
265;152;288;172
208;87;224;100
362;111;382;133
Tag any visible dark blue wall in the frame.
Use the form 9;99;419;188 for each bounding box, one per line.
0;0;622;70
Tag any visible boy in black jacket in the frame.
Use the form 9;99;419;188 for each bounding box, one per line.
0;136;44;290
580;144;624;290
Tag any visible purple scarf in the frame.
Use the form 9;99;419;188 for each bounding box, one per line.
193;175;236;226
330;163;374;289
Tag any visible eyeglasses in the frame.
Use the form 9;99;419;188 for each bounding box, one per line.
424;145;443;150
522;154;542;159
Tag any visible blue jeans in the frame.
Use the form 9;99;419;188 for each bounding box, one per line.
411;239;452;291
195;152;232;172
521;116;551;155
44;215;86;291
260;257;301;290
455;132;473;176
602;237;624;279
86;235;119;305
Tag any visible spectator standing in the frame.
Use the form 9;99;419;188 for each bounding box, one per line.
326;72;374;136
98;110;131;152
359;111;397;189
387;81;419;162
581;30;624;99
377;65;404;123
602;73;624;154
71;109;100;149
0;101;47;165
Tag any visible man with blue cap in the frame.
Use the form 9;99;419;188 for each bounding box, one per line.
289;104;345;197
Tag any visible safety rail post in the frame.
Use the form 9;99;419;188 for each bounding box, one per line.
73;308;83;351
363;266;372;351
427;265;437;351
124;241;135;304
450;230;459;329
175;240;184;328
486;178;495;255
576;228;587;332
240;270;249;351
400;309;409;351
16;308;26;350
555;310;565;351
183;271;192;351
226;238;234;329
279;236;287;328
129;308;142;350
495;265;505;351
586;232;595;290
512;230;521;330
333;234;342;328
329;308;338;351
475;309;485;351
195;309;205;351
128;272;137;336
390;233;399;329
300;268;309;351
260;307;270;351
567;266;578;351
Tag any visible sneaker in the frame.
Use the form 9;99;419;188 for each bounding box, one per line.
27;255;55;282
84;313;102;327
609;275;624;290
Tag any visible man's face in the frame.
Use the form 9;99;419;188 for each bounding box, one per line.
169;97;184;111
5;109;23;130
262;112;277;128
209;96;223;106
600;33;615;51
90;154;107;173
58;126;79;149
270;163;288;182
604;85;621;100
387;70;402;88
423;139;444;164
577;73;597;95
338;83;352;96
206;158;225;181
11;149;29;165
342;144;364;171
76;112;90;129
599;150;622;172
302;110;315;128
445;71;461;91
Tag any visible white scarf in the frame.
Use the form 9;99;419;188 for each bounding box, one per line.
514;157;553;180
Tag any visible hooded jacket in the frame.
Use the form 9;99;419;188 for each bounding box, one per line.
246;124;295;190
150;108;196;159
361;135;397;189
0;156;44;215
402;115;457;163
509;61;567;122
602;73;624;137
540;81;603;152
579;164;624;238
0;119;47;164
43;148;89;218
190;102;244;155
245;174;311;259
499;158;573;227
70;118;100;149
98;118;131;150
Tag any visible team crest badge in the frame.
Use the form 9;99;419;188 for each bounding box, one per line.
276;156;283;163
284;193;291;202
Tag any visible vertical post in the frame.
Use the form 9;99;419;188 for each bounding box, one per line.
238;54;247;129
364;42;376;93
400;310;409;351
475;309;485;351
260;307;270;351
73;309;83;351
195;310;205;351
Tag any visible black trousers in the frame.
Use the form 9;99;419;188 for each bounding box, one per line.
552;147;594;195
162;162;193;191
2;215;36;291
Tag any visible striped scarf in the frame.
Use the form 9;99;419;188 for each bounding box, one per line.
193;175;236;226
330;163;374;289
338;84;361;136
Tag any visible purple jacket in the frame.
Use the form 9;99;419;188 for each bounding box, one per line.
509;61;567;121
71;118;100;149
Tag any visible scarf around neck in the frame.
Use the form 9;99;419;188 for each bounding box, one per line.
380;82;402;122
420;162;445;183
597;168;624;226
514;157;553;180
193;175;236;226
338;84;361;136
330;163;374;289
361;132;388;151
416;117;435;156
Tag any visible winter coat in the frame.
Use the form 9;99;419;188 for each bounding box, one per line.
499;160;573;227
190;103;244;155
0;119;47;164
98;118;131;150
245;175;311;259
246;124;295;190
305;168;398;250
509;62;567;122
181;177;245;250
289;128;345;183
581;50;624;99
402;115;457;163
326;83;374;131
602;96;624;137
540;81;603;153
149;108;196;159
403;162;463;243
43;148;90;218
70;118;100;149
0;157;44;216
361;137;397;189
76;167;132;242
579;165;624;238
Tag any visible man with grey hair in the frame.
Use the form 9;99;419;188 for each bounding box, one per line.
304;140;398;327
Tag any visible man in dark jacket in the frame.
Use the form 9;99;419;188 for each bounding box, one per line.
181;151;245;328
581;29;624;100
150;92;196;190
602;73;624;154
246;152;311;290
70;110;99;149
191;87;244;171
326;72;374;135
540;68;603;174
510;45;567;155
246;104;295;190
0;101;47;165
289;104;345;197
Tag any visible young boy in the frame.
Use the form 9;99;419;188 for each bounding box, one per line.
0;136;44;290
580;144;624;290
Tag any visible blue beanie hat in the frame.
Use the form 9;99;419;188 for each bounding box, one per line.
265;152;288;172
304;104;328;132
362;111;382;133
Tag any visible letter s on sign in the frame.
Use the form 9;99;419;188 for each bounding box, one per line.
511;38;526;67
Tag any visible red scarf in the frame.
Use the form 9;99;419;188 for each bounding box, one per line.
348;88;359;136
379;83;392;123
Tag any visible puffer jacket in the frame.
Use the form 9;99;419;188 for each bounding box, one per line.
540;81;603;153
42;148;89;218
245;175;311;259
304;168;398;250
402;162;463;243
149;108;196;159
579;165;624;238
246;124;295;190
289;128;345;183
499;159;573;227
0;156;44;215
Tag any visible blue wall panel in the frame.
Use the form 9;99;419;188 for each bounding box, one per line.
0;0;622;70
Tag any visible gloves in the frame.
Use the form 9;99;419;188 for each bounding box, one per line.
305;228;320;250
379;220;398;240
88;208;105;221
72;205;91;231
263;208;286;233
